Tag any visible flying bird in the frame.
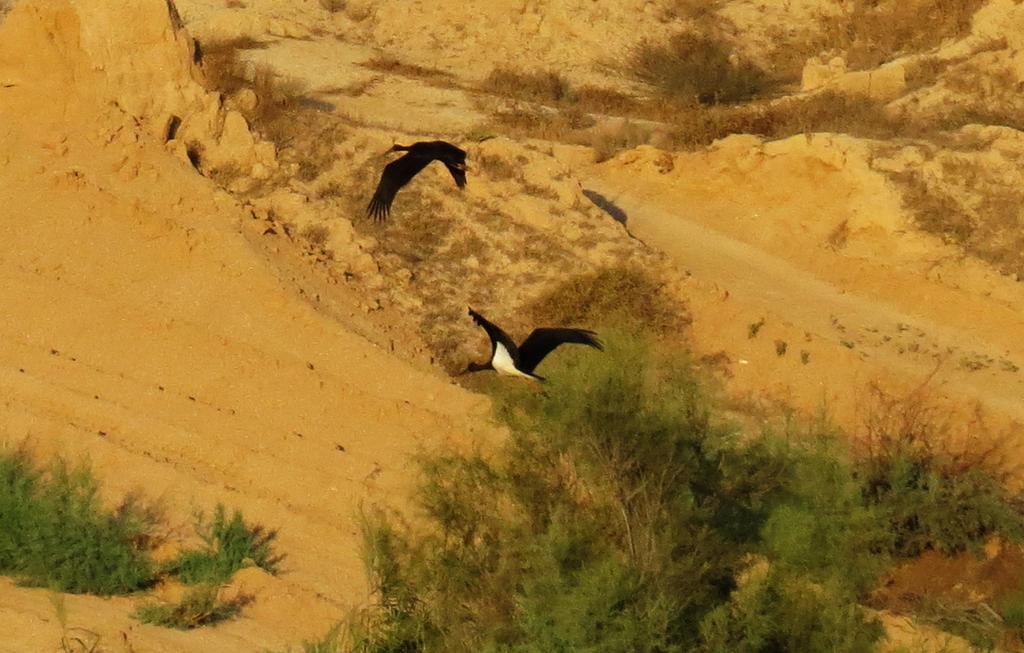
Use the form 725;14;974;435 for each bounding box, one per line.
463;308;603;381
366;140;467;221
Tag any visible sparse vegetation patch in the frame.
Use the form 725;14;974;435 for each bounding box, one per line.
630;31;774;105
170;504;280;585
362;55;454;86
481;67;571;104
135;583;246;630
0;449;282;632
669;91;900;150
891;161;1024;280
0;450;156;595
525;265;690;337
341;333;1024;650
198;38;309;146
813;0;988;72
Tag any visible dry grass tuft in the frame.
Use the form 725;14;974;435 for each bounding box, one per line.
477;66;651;126
199;38;349;183
481;67;571;104
667;91;900;150
890;170;973;245
591;120;651;163
571;86;646;116
135;584;250;630
487;106;595;142
903;57;949;92
892;166;1024;280
525;265;690;337
198;39;307;140
630;30;775;105
854;382;1016;481
363;55;454;86
476;153;520;181
806;0;987;71
657;0;725;22
301;224;331;248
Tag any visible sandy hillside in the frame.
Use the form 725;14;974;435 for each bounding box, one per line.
0;2;496;651
2;0;1024;650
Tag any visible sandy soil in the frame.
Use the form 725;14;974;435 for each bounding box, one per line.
0;3;497;651
587;143;1024;435
2;0;1023;651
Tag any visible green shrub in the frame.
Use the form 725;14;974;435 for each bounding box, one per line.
0;451;155;594
135;583;242;629
700;566;882;653
861;454;1022;557
351;336;1022;650
170;504;279;584
759;436;891;593
354;336;883;652
1000;586;1024;648
854;388;1023;558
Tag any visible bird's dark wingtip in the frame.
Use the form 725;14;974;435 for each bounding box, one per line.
366;202;389;222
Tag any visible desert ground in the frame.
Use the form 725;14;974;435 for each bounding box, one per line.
1;0;1024;651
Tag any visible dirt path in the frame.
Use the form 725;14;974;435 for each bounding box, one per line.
585;173;1024;430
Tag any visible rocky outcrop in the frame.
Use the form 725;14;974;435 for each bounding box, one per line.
0;0;275;177
802;56;907;101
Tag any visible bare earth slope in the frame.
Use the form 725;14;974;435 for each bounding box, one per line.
0;2;493;651
587;140;1024;433
3;0;1024;650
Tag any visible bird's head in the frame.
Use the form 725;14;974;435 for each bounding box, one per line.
387;143;410;154
459;360;491;375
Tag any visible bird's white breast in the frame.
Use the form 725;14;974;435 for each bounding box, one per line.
492;342;532;379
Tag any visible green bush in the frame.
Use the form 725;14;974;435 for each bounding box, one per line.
0;451;155;594
861;454;1022;557
353;336;882;652
854;388;1023;558
700;566;882;653
170;504;279;584
760;436;891;593
1000;586;1024;648
348;335;1023;651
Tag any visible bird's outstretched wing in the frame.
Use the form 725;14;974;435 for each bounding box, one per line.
517;328;602;374
429;141;467;164
443;161;467;188
366;154;433;221
468;308;519;358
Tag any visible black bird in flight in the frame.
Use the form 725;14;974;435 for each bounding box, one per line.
366;140;467;221
463;308;603;381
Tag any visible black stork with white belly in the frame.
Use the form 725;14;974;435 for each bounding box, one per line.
463;308;603;381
